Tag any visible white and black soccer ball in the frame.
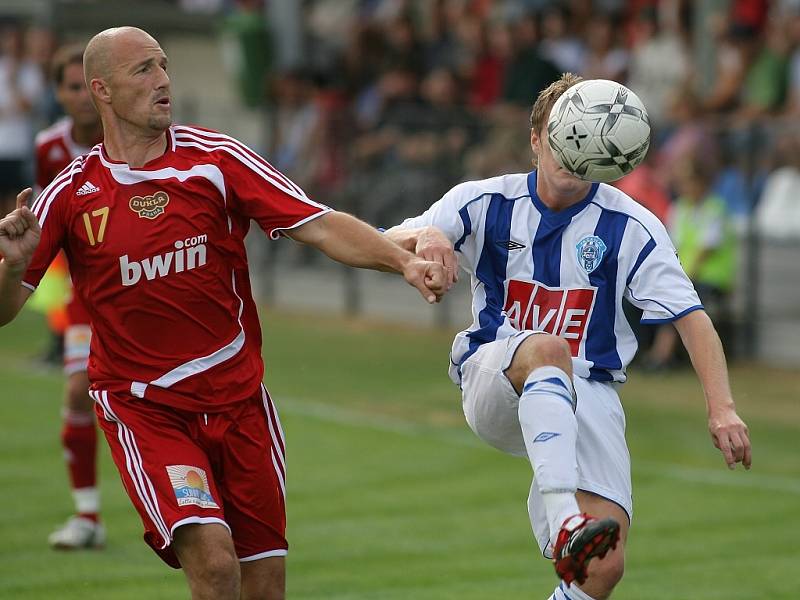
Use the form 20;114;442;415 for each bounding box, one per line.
547;79;650;183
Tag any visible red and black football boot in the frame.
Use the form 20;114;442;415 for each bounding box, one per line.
553;513;620;585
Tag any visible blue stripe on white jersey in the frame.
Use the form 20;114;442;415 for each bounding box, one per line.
395;171;702;386
465;194;515;362
585;209;627;381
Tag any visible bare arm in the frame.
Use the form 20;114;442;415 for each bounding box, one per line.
0;263;32;326
286;211;448;304
674;309;751;470
0;189;38;326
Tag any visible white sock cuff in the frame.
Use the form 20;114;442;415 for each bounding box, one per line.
523;366;575;411
73;487;100;514
525;365;572;390
563;582;597;600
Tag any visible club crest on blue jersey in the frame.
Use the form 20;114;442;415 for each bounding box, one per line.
575;236;607;274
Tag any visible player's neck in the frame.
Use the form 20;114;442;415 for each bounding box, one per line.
102;124;168;168
536;173;592;212
71;121;103;147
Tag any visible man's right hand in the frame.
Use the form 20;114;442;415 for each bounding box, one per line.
0;188;40;272
402;257;447;304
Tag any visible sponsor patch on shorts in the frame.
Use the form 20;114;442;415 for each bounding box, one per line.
166;465;219;509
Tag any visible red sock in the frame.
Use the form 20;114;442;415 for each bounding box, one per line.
61;411;99;519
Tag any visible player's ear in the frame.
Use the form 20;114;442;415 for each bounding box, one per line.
530;128;540;154
90;77;111;105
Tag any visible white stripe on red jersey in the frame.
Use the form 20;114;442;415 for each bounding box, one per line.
24;125;331;412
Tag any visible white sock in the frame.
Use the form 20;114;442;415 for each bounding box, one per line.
548;581;597;600
73;487;100;514
518;366;580;540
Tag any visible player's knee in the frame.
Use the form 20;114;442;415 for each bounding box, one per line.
520;334;572;373
176;524;240;596
198;546;240;591
66;373;93;412
192;547;240;598
587;545;625;594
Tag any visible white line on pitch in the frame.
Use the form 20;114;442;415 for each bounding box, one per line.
280;397;800;496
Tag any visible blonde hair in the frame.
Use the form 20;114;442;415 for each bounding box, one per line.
529;72;583;134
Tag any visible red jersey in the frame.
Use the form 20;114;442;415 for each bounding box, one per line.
35;117;99;192
36;116;101;329
24;125;330;411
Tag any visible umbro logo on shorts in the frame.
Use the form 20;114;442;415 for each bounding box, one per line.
533;432;561;443
76;181;101;196
497;239;527;251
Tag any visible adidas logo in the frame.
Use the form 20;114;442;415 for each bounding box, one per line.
76;181;101;196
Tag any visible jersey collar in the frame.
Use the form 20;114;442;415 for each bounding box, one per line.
98;126;176;171
527;170;599;223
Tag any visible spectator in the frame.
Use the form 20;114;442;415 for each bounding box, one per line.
269;70;324;192
784;9;800;114
539;5;585;74
0;21;45;213
646;158;737;368
626;4;690;129
613;153;672;224
581;12;628;82
502;13;560;107
468;22;513;109
756;133;800;240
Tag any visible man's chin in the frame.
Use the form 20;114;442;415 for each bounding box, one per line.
148;114;173;132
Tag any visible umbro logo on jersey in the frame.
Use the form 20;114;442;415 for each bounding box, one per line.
76;181;101;196
129;191;169;220
497;240;527;251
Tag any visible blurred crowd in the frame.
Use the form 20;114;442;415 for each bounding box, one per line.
3;0;800;363
258;0;800;240
4;1;800;231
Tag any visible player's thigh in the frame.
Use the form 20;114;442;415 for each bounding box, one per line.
461;331;541;457
64;323;91;386
65;370;92;412
240;556;285;600
217;385;288;562
173;521;238;573
576;491;630;544
93;390;227;567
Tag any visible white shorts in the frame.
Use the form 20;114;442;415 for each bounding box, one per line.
460;331;632;555
64;324;91;376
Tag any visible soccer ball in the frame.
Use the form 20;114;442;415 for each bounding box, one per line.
547;79;650;183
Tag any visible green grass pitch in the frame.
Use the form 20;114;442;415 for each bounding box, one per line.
0;307;798;599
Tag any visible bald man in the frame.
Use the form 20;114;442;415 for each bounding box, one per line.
0;27;451;600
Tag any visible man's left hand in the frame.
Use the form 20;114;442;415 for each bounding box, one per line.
709;406;752;470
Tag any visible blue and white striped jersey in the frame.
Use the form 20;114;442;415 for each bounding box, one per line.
398;171;702;385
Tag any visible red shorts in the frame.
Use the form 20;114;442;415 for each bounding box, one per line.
91;384;287;568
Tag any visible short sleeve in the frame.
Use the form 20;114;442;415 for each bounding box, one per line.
23;181;70;290
394;182;481;244
219;137;331;239
625;243;703;323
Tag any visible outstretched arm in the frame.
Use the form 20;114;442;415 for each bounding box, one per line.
0;189;38;325
673;309;751;470
286;211;449;304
